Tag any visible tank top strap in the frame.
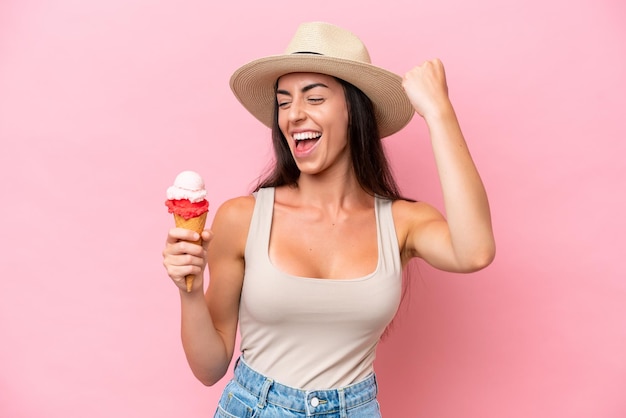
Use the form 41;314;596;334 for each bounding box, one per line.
374;196;402;276
245;187;275;261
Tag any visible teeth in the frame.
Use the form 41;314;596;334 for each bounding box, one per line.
293;132;322;141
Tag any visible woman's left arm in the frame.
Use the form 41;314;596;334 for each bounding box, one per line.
402;58;495;272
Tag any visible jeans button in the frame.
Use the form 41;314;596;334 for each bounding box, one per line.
310;396;320;407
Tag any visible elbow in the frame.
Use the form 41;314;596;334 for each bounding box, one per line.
196;372;223;387
472;250;496;272
185;348;231;387
459;244;496;273
200;378;218;387
192;365;228;387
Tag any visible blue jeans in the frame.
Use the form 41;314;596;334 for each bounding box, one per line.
215;357;382;417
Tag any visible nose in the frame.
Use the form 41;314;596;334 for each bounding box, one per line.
287;100;306;123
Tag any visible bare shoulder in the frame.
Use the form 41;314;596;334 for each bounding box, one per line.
213;195;256;224
392;199;446;259
212;195;256;232
209;195;256;256
392;199;445;227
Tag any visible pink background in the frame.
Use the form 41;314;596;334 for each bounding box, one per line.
1;0;624;416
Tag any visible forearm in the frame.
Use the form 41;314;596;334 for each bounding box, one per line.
426;103;495;269
179;290;230;386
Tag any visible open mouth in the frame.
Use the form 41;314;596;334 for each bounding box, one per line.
293;131;322;152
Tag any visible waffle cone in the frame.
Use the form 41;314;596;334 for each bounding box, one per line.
174;212;208;292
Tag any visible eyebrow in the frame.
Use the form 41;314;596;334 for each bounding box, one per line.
276;82;329;96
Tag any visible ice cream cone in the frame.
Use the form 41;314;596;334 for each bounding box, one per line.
174;212;208;292
166;170;210;293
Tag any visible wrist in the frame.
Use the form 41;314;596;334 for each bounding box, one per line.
179;282;205;299
423;100;456;123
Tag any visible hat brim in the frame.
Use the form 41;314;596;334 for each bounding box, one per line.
229;54;414;138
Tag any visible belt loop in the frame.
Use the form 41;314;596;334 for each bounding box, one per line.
338;388;347;418
373;373;379;396
257;377;273;409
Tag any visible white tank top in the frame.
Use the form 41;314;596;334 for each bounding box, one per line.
239;187;402;389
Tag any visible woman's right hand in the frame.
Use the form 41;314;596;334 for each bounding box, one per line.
162;228;213;292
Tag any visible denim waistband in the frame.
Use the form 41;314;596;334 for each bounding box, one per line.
232;357;378;415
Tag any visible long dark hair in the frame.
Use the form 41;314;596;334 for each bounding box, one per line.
254;77;406;202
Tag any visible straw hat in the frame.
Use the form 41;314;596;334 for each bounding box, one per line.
229;22;414;138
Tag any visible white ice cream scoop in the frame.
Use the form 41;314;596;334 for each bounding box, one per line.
166;170;207;203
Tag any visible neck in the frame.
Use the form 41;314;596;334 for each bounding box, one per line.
293;169;371;211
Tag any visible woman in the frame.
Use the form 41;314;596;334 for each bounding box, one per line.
163;22;495;417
